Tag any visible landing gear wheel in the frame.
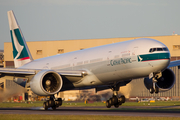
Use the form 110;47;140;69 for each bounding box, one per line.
149;88;154;94
114;104;119;108
43;96;63;110
155;87;159;94
48;100;55;106
55;98;62;107
106;100;111;108
109;98;113;105
119;95;125;103
43;102;48;110
106;96;125;108
52;106;56;110
45;100;50;107
112;96;118;105
106;82;127;108
118;102;122;106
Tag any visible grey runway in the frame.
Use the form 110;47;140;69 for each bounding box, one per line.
0;106;180;117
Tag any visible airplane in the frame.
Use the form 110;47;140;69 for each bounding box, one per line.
1;10;179;110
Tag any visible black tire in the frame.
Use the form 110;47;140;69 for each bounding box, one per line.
114;104;119;108
112;96;118;104
120;95;125;103
58;98;62;103
155;87;159;94
46;100;50;107
43;102;48;110
56;98;62;107
149;88;154;94
109;98;113;105
119;102;122;106
48;100;55;106
52;106;56;110
106;100;111;108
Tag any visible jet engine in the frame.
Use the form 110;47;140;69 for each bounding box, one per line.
30;70;63;96
144;68;175;93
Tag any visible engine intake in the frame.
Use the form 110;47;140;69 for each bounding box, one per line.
144;68;175;92
30;70;63;96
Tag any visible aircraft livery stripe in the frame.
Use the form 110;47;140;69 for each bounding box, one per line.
17;57;30;61
12;28;30;60
138;53;170;62
10;30;18;59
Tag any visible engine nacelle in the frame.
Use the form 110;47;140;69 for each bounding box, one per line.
144;68;175;92
30;70;63;96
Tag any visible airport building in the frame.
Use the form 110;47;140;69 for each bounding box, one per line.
1;35;180;101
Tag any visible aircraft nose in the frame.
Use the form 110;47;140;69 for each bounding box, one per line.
161;52;170;69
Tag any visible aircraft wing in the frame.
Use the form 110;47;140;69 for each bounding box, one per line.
0;68;36;75
0;68;87;81
168;60;180;68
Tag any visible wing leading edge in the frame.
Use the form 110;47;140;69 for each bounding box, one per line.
0;68;87;77
168;60;180;68
0;68;87;82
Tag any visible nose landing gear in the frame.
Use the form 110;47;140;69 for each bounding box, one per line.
149;72;161;94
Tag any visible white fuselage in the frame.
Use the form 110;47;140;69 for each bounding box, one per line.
20;38;170;88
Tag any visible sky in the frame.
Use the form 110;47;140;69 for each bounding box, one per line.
0;0;180;50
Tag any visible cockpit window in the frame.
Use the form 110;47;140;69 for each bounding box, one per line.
149;48;152;52
163;47;168;51
157;48;163;51
149;47;168;52
153;48;156;52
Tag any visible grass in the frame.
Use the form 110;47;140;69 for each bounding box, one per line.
57;101;180;107
122;101;180;106
0;101;180;108
0;114;180;120
0;101;43;108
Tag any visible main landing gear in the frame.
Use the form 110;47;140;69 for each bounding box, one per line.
43;95;62;110
106;84;126;108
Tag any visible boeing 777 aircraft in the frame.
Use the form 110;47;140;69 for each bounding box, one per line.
1;10;179;110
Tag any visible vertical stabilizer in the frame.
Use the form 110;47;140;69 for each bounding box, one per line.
7;10;33;68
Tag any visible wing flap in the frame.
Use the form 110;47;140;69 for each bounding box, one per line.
57;70;87;77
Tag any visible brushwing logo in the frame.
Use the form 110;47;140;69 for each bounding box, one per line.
138;55;143;62
10;28;30;61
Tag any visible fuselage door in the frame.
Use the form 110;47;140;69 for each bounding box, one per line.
131;47;138;63
107;50;113;66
